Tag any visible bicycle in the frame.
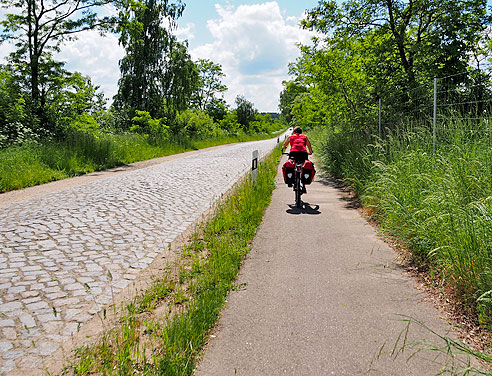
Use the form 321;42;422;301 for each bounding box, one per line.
282;153;315;208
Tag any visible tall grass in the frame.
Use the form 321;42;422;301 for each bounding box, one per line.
314;120;492;329
0;131;283;193
64;147;280;376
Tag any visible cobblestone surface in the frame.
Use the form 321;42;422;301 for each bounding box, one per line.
0;138;280;375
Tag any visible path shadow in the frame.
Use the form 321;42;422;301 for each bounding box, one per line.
286;202;321;215
318;176;361;210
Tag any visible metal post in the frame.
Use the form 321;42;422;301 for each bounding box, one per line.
378;97;382;139
433;77;437;153
252;150;258;182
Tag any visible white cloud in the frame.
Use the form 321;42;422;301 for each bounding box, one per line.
0;41;16;64
56;31;125;102
0;2;316;113
191;2;315;112
176;22;196;42
0;9;18;63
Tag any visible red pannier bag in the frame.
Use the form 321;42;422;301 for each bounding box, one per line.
282;158;295;185
301;160;316;185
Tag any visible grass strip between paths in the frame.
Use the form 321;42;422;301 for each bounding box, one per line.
62;146;281;376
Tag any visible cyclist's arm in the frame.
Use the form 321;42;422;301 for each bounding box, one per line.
282;136;290;151
306;138;313;155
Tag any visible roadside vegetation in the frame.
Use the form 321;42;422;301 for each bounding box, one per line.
60;147;280;376
0;129;282;193
310;123;492;327
281;0;492;371
0;0;283;193
3;0;492;372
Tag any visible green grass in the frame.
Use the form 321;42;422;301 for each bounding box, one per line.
62;146;281;376
313;120;492;328
0;130;284;193
313;121;492;372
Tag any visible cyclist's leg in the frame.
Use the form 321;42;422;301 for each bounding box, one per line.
299;152;308;193
300;152;308;163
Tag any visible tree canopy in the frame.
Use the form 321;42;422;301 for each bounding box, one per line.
192;59;227;112
282;0;492;131
0;0;116;132
114;0;196;122
235;95;257;130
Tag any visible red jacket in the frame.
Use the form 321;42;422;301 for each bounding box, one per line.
290;134;307;152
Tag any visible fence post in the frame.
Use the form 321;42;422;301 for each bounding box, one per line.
433;77;437;153
378;97;382;139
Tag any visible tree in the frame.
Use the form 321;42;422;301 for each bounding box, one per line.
295;0;492;132
279;81;308;124
206;97;228;122
0;0;115;130
192;59;227;112
114;0;198;124
235;95;257;130
161;40;199;116
303;0;491;90
287;34;378;131
115;0;184;118
0;65;27;145
47;71;106;130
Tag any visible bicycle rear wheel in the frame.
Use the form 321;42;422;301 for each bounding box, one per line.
295;174;302;208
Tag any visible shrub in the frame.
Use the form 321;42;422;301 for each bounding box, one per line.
219;111;240;133
130;111;169;144
68;113;100;136
177;109;220;139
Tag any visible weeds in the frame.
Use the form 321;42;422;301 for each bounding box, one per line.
312;120;492;371
313;122;492;325
376;316;489;375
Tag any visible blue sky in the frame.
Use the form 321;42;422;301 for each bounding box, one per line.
174;1;318;111
0;1;319;112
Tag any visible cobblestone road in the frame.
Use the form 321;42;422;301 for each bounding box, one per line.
0;137;281;375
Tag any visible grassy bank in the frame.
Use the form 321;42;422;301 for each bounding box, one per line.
311;122;492;330
62;146;281;376
0;131;283;193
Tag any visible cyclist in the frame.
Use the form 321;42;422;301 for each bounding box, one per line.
282;126;313;163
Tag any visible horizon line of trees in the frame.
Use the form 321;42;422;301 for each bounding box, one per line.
0;0;281;148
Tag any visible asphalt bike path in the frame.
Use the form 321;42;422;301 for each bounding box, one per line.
195;154;466;375
0;137;283;376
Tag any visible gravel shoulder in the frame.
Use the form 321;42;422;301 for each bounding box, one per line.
195;155;471;375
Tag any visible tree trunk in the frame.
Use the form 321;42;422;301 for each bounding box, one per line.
386;0;416;87
28;0;44;127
